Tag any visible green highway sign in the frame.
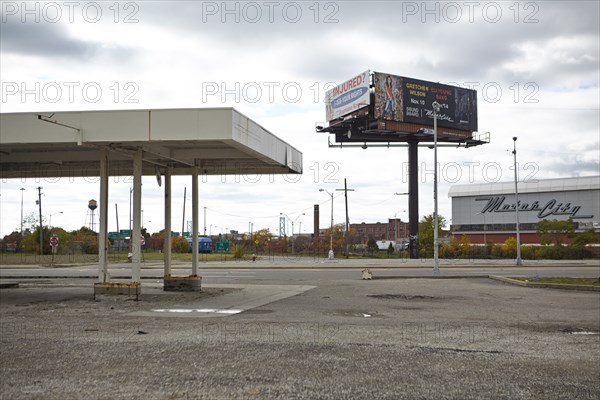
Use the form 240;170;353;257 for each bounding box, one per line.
215;240;230;252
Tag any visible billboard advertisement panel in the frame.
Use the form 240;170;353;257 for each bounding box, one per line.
326;70;370;122
374;72;478;132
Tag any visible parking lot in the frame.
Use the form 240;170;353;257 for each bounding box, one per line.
1;270;599;399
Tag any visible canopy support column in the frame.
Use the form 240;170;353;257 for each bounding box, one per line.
98;148;109;282
191;166;199;276
164;167;172;277
131;149;142;283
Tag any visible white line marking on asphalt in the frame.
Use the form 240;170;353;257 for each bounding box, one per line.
152;308;243;315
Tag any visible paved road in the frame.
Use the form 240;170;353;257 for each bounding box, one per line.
1;257;599;281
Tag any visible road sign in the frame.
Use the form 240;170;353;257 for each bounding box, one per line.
49;236;59;247
215;240;230;252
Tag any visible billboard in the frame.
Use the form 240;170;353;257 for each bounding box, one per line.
326;70;370;122
373;72;478;132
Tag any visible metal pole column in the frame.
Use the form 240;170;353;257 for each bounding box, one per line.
164;167;172;277
37;186;43;255
20;188;24;235
343;179;349;257
131;149;142;283
192;167;199;276
98;148;109;282
432;102;441;275
408;140;419;259
513;137;523;265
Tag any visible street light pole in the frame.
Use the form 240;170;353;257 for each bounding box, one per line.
432;101;441;276
20;188;25;235
393;210;406;242
37;187;43;255
319;189;334;259
49;211;63;228
280;212;305;254
512;136;523;265
394;192;409;244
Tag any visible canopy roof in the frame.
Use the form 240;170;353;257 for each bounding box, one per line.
0;108;302;178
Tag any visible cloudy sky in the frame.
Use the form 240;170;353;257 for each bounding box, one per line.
1;0;599;238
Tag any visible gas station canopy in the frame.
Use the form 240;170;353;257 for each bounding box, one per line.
0;108;303;178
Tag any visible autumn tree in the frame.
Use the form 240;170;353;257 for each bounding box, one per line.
572;228;600;247
418;214;447;255
1;231;24;252
536;218;575;245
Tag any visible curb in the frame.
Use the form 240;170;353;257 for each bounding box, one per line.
489;275;600;292
372;275;491;280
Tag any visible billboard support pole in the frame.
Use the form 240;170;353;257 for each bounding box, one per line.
408;140;419;259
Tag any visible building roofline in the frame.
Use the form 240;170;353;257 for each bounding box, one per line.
448;176;600;198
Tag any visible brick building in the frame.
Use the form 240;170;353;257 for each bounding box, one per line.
351;218;408;242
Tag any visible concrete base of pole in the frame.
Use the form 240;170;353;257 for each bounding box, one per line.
94;282;141;300
163;275;202;292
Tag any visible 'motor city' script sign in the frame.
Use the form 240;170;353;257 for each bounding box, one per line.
476;196;594;219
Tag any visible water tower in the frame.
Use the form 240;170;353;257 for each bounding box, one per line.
87;199;97;231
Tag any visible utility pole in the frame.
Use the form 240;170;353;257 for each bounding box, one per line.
336;179;354;258
36;187;43;255
319;189;335;259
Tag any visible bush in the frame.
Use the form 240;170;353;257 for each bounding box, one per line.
234;243;245;259
440;236;472;259
171;236;189;253
387;242;394;256
502;237;517;258
520;245;537;260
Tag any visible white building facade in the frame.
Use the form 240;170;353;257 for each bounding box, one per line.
448;176;600;244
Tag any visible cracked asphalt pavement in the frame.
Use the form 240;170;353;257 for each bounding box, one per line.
1;274;599;399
